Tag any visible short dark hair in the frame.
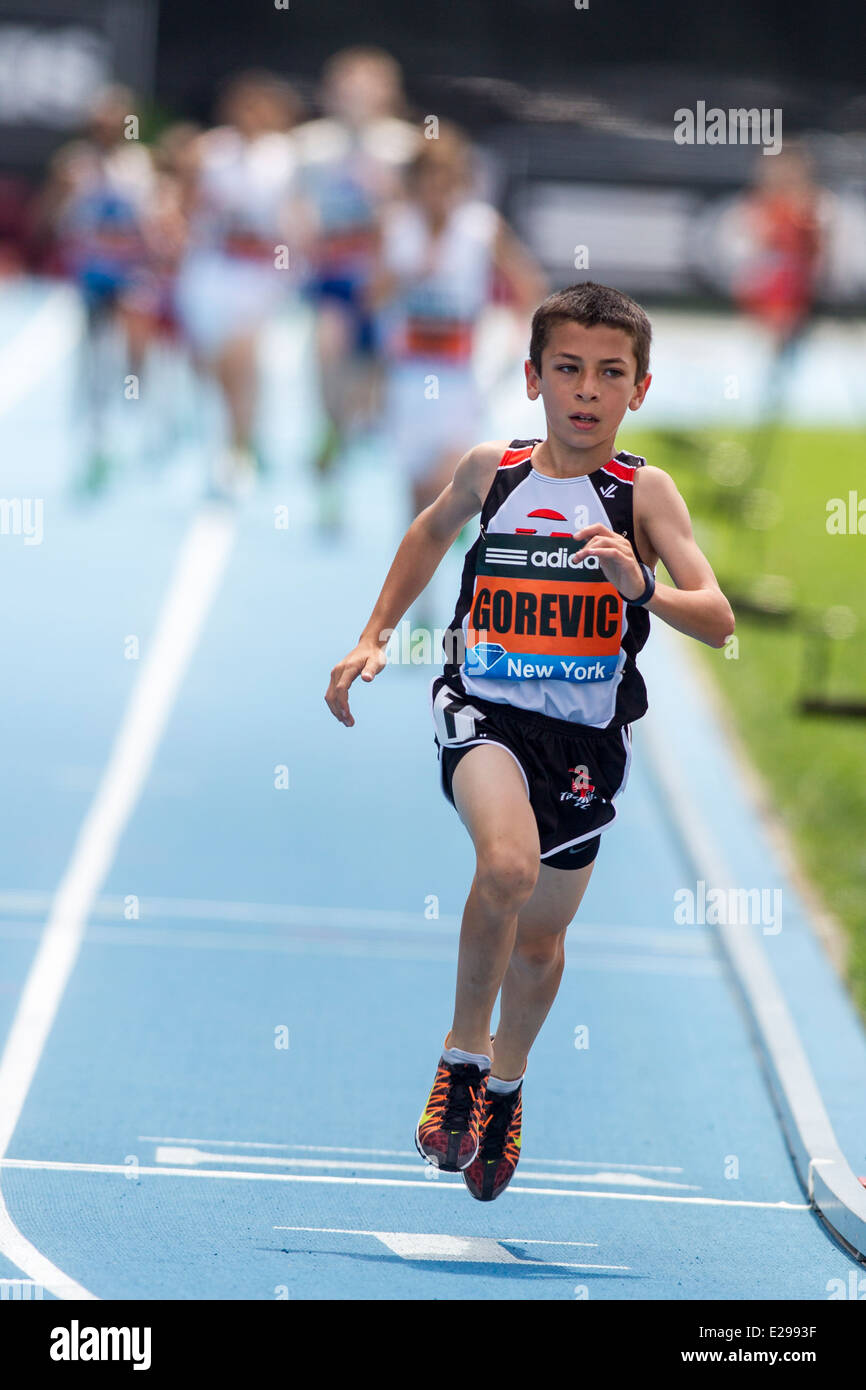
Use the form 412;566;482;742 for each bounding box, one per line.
529;282;652;382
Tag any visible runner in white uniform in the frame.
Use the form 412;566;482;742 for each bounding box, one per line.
371;123;545;518
290;47;419;524
174;71;302;492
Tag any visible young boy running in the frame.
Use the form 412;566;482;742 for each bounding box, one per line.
325;282;735;1202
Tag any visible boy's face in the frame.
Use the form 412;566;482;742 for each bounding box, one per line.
524;320;650;451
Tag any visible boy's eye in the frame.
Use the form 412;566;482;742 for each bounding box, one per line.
555;364;624;377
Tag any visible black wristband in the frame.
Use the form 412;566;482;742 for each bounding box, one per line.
620;561;655;607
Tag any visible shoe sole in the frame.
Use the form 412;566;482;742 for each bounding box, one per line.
463;1162;517;1201
414;1121;479;1173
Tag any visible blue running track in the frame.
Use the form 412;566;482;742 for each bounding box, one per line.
1;282;865;1301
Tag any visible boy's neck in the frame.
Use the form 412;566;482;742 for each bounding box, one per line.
532;431;619;479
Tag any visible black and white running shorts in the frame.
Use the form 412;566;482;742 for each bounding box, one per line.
431;676;632;871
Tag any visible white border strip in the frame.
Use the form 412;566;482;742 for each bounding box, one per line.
0;505;236;1300
641;632;866;1258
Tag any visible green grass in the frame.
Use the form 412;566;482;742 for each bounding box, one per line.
637;426;866;1018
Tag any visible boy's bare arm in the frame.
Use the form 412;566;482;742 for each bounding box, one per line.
324;441;506;726
635;467;735;647
576;467;734;649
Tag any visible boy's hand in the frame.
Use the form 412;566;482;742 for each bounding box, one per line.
325;639;388;727
574;523;646;601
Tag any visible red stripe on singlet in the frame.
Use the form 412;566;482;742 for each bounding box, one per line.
498;446;534;469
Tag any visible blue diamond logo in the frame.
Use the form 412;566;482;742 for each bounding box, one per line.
471;642;506;671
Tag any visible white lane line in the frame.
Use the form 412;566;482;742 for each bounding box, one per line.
153;1145;698;1190
515;1171;697;1190
0;921;722;975
0;1159;810;1209
495;1155;686;1173
0;285;81;419
0;893;462;933
498;1237;597;1247
0;893;712;953
0;505;237;1302
138;1136;685;1172
565;954;720;977
275;1226;599;1249
45;930;725;975
643;625;866;1257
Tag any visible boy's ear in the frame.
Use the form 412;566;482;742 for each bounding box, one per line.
524;357;542;400
628;372;651;411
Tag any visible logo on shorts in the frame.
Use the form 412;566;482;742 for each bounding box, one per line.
560;765;597;807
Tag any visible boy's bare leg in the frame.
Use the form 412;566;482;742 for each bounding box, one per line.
449;744;541;1057
492;861;595;1080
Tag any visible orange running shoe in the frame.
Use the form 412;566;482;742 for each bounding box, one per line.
414;1055;490;1171
463;1080;523;1201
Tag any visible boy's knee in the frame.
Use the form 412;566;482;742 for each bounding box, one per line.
476;845;538;908
512;930;566;975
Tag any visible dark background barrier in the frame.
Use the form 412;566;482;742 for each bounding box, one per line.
1;0;864;302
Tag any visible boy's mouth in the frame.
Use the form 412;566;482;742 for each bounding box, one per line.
569;411;599;431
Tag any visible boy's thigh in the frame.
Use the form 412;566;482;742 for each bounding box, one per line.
448;742;539;859
515;859;596;945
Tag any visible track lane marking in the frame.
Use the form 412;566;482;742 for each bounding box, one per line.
0;505;237;1300
137;1137;686;1171
0;286;81;420
643;623;866;1256
152;1145;699;1189
276;1226;599;1248
0;892;715;951
0;1159;809;1208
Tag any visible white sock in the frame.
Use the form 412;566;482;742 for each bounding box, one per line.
487;1074;523;1095
443;1044;491;1069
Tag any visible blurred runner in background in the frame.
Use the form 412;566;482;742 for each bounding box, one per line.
0;173;30;278
174;70;302;496
121;121;202;465
730;146;828;420
290;47;420;527
136;123;200;344
37;85;157;491
370;123;546;520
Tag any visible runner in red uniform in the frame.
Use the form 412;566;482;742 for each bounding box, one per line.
731;146;826;423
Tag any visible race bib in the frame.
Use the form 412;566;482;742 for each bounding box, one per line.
464;533;623;683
